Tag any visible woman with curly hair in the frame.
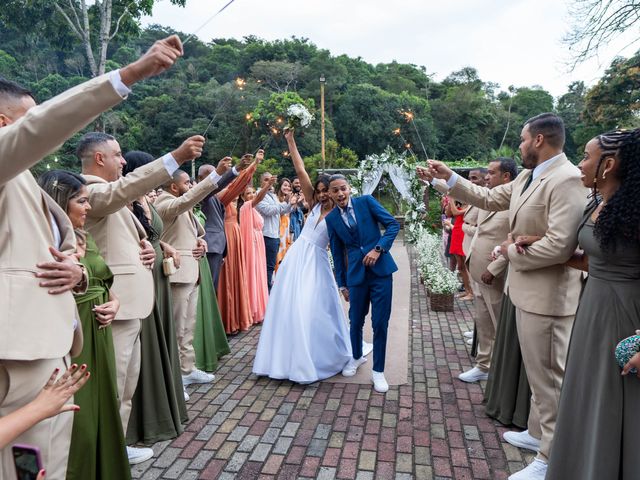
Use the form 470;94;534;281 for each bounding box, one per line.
532;128;640;480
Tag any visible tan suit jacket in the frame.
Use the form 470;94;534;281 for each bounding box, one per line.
467;209;509;284
155;177;218;284
461;206;479;256
0;75;124;360
83;158;172;320
449;155;587;316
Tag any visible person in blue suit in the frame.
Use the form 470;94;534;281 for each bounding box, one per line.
325;174;400;393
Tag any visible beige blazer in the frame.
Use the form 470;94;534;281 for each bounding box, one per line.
83;158;171;320
0;75;124;360
155;177;218;284
449;155;588;316
466;209;509;284
461;206;479;256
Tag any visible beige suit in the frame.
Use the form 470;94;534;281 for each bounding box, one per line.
83;157;172;432
0;74;124;480
461;205;479;257
449;154;587;461
155;177;218;374
466;209;509;371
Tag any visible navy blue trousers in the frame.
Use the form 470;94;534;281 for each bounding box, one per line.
263;236;280;293
348;271;393;372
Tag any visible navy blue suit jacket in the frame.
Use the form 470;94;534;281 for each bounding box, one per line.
326;195;400;288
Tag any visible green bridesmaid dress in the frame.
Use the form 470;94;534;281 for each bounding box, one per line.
66;235;131;480
126;204;188;445
193;208;230;372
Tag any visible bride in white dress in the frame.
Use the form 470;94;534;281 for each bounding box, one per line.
252;130;352;383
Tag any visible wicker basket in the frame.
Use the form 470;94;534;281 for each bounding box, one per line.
430;292;454;312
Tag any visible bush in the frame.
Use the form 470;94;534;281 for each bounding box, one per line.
414;228;460;295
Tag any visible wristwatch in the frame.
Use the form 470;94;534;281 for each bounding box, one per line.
374;245;383;253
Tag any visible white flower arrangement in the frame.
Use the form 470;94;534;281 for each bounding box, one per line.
286;103;314;129
414;229;460;295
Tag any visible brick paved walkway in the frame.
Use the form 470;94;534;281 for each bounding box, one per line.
132;245;534;479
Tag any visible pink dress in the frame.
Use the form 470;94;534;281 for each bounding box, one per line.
240;202;269;324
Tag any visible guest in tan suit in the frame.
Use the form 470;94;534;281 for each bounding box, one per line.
457;158;517;383
0;34;184;480
423;113;587;480
461;168;487;257
154;162;235;389
79;132;205;464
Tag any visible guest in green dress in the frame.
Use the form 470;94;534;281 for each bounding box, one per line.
193;206;231;371
484;292;531;429
122;151;187;445
38;171;130;480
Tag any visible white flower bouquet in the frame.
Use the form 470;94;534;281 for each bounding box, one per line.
286;103;314;130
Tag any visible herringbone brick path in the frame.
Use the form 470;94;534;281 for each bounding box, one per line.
131;245;533;479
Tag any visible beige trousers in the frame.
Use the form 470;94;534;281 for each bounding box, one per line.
171;282;199;375
111;318;141;435
473;281;503;371
0;358;73;480
515;308;574;462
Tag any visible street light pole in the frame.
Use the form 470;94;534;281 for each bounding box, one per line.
320;74;326;172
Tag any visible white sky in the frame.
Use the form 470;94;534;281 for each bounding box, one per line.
141;0;639;98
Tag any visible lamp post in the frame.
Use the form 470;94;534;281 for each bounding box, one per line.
319;74;326;172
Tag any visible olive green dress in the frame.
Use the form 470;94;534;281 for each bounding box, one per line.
126;205;187;445
484;293;531;429
547;206;640;480
66;235;130;480
193;208;231;371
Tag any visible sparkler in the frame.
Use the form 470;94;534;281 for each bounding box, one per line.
399;109;430;159
183;0;238;45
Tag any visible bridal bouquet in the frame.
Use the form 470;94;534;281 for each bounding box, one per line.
286;103;314;130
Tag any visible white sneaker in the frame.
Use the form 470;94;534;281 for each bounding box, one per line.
371;370;389;393
508;458;547;480
183;388;190;402
127;446;154;465
342;357;367;377
182;368;215;386
503;430;541;453
458;366;489;383
362;341;374;357
466;338;473;345
463;331;474;339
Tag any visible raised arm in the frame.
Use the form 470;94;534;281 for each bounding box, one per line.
217;152;262;206
155;175;219;220
284;129;315;207
0;35;183;187
87;136;205;218
252;175;278;206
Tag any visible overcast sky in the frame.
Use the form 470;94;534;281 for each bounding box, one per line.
141;0;638;98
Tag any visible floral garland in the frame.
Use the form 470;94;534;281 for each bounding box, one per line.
349;146;429;243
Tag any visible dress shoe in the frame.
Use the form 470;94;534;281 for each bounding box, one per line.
182;368;215;386
362;341;374;357
463;331;474;339
458;366;489;383
508;458;547;479
342;357;367;377
127;446;154;465
503;429;541;452
371;370;389;393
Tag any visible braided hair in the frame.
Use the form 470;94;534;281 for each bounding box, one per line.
592;128;640;253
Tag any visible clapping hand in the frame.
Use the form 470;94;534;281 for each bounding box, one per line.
36;247;84;295
120;35;183;86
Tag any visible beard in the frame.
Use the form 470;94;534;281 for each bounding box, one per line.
521;147;538;169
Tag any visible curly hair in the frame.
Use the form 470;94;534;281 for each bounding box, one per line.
592;128;640;253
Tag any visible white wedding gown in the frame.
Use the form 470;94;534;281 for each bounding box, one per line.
253;203;352;383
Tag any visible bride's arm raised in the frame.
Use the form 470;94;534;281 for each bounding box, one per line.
284;129;315;209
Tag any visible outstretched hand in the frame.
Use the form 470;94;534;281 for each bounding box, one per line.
172;136;205;165
120;35;183;86
216;156;232;175
426;160;454;181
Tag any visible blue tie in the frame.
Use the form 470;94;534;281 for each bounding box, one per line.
343;206;357;230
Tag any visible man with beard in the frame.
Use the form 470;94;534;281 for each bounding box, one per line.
421;113;587;480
